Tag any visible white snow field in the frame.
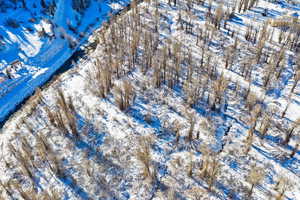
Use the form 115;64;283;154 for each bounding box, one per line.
0;0;300;200
0;0;130;123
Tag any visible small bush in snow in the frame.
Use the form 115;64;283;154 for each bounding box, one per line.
5;18;20;28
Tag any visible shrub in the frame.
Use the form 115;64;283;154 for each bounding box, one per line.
5;18;20;28
38;28;47;38
72;0;91;12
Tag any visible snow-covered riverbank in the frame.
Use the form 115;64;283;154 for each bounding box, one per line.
0;0;130;124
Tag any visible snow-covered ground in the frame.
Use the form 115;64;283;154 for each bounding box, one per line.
0;0;300;199
0;0;130;123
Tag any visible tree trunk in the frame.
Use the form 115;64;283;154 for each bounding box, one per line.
249;184;254;197
290;144;299;158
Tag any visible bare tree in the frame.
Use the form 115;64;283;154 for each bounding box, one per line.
258;113;271;139
274;176;293;200
113;80;135;111
87;60;112;98
247;165;265;198
136;136;155;182
186;112;196;143
290;143;299;158
198;145;222;191
282;118;300;145
211;74;229;111
213;4;224;29
290;69;300;94
281;98;291;118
